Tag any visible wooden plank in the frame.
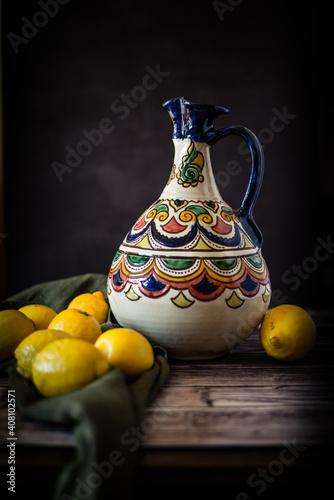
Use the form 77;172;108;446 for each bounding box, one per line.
150;384;334;408
141;405;334;447
1;403;331;451
165;365;333;387
1;380;332;449
0;406;74;449
164;328;334;370
0;315;332;456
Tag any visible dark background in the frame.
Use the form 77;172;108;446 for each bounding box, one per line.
1;0;333;308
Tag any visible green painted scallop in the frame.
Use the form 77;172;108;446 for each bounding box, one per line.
161;258;196;269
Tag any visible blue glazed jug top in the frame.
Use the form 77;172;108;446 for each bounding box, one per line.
163;97;229;144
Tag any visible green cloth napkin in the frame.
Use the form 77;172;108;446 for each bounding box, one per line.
1;274;170;500
1;273;111;314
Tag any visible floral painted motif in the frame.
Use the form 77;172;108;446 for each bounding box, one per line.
124;199;247;250
176;139;204;187
109;251;270;306
108;198;270;308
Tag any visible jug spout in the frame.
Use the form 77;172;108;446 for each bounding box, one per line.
162;97;229;144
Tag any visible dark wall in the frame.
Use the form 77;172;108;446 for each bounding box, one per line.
1;0;333;308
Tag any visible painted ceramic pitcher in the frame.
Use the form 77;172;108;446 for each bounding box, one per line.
107;97;271;359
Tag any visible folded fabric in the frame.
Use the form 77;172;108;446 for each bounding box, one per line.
1;273;111;315
1;274;170;500
7;349;168;500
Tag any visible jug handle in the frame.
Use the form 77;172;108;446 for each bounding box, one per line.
210;125;264;249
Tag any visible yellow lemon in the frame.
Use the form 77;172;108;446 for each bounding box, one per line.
15;329;70;380
95;328;154;380
48;309;102;343
260;304;316;361
0;309;35;362
19;304;57;330
32;338;110;397
67;291;109;324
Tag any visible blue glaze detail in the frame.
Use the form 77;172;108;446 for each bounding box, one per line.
150;222;198;248
126;218;243;249
141;274;166;292
163;97;265;249
163;97;229;143
211;125;264;249
113;269;124;287
240;274;258;292
192;275;219;295
204;200;216;210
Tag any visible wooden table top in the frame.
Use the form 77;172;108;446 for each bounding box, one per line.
1;310;333;499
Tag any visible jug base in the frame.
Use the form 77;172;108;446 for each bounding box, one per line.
108;281;269;361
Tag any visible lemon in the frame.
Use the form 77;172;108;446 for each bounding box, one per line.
95;328;154;380
32;337;110;397
67;291;109;324
260;304;316;361
19;304;57;330
15;329;70;380
0;309;35;362
48;309;102;343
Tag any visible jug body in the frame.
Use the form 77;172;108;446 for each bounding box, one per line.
107;98;271;359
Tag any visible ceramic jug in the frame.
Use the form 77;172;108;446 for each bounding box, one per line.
107;97;271;359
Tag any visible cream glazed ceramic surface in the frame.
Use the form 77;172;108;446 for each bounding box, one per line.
107;98;271;359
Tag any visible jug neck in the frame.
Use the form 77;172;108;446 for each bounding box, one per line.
160;138;224;202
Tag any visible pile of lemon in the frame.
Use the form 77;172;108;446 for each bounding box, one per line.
0;291;154;397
